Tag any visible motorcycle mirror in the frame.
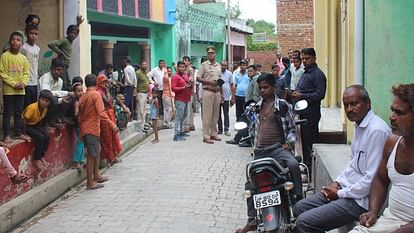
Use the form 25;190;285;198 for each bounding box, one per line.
234;122;248;131
294;100;308;111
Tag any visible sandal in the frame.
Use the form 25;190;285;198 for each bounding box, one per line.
95;176;109;183
87;183;104;190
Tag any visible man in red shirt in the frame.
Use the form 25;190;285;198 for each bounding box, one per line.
171;61;192;141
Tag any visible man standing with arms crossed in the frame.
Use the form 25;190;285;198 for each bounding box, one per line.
197;46;221;144
291;48;326;177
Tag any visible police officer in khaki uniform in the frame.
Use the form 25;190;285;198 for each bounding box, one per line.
197;46;222;144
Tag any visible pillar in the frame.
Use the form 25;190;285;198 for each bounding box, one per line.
141;43;151;67
100;41;115;65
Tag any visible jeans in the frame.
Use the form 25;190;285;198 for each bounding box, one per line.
174;101;188;137
235;95;245;122
293;193;366;233
26;124;50;160
3;95;24;137
124;86;135;117
218;100;230;132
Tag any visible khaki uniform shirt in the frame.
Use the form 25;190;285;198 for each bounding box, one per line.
198;60;221;92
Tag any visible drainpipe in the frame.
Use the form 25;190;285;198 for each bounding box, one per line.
354;0;363;85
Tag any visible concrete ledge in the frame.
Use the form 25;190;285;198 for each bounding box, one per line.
313;144;356;233
0;121;147;233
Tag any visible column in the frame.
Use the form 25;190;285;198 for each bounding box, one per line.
100;41;115;65
141;43;151;67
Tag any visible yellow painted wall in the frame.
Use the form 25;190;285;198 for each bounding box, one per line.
151;0;165;22
314;0;357;142
0;0;61;74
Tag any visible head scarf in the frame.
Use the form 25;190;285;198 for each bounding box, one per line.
96;74;108;87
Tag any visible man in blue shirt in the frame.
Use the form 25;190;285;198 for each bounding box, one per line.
234;59;250;121
218;61;234;136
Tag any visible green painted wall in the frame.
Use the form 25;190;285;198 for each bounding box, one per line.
364;0;414;121
128;45;140;64
191;43;224;68
150;24;175;68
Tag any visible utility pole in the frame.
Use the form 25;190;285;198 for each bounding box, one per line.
227;0;232;69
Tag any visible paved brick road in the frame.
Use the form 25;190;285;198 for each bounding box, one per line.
12;112;253;233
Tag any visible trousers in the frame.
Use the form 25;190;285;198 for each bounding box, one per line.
218;100;230;132
174;100;188;137
202;90;220;139
135;92;148;124
26;124;50;160
293;192;366;233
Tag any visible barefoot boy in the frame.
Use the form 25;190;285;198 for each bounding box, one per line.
22;89;54;170
78;74;118;190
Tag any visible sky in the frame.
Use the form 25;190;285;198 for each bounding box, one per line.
235;0;277;24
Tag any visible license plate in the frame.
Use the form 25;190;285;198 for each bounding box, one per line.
253;190;281;209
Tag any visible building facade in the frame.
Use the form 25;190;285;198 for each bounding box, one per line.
314;0;414;141
87;0;176;71
277;0;314;55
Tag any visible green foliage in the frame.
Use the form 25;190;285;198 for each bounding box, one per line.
247;36;276;51
230;1;242;19
246;18;275;35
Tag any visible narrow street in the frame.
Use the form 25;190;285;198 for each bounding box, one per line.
12;111;252;233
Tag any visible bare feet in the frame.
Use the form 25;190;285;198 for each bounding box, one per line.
33;160;45;170
16;134;31;142
3;136;12;144
41;158;49;167
10;173;31;184
151;139;159;144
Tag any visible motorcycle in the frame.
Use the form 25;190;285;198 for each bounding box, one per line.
235;100;309;233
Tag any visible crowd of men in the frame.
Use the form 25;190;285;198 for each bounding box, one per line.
1;13;413;233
